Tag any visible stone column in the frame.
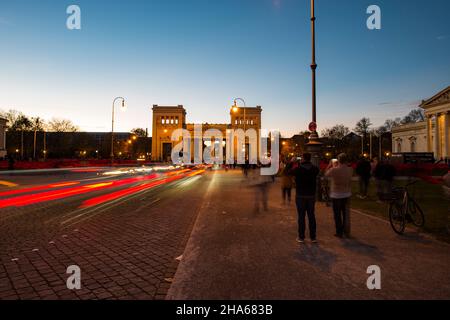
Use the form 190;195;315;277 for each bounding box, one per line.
433;114;440;160
426;115;433;152
444;112;449;159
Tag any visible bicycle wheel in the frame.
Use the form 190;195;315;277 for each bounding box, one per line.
389;201;406;234
407;197;425;227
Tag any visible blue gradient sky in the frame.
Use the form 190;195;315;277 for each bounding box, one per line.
0;0;449;136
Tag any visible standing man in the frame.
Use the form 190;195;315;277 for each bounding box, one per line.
280;159;294;205
291;153;320;243
325;153;354;238
356;157;371;199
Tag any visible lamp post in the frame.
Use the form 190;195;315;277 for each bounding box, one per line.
43;131;46;161
232;98;247;160
232;98;247;132
306;0;323;166
111;97;126;166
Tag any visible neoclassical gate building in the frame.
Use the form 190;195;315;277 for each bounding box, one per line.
392;86;450;161
151;104;263;162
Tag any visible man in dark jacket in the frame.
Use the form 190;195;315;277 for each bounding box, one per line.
290;153;320;243
356;157;371;199
374;160;396;200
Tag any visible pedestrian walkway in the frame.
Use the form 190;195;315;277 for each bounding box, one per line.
167;170;450;300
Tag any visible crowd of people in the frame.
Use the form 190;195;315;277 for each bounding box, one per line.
240;153;449;243
274;154;397;243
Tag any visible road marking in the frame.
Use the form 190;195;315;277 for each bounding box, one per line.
49;182;80;188
0;180;18;187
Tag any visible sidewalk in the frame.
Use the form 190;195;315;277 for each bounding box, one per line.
167;170;450;300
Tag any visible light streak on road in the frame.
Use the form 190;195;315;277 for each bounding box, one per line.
0;167;205;210
0;181;81;198
0;174;158;209
79;169;205;208
187;169;206;177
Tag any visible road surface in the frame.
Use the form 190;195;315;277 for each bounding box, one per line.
1;167;449;300
0;165;209;299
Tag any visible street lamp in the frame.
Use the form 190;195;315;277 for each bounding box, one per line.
306;0;323;166
232;98;247;132
232;98;247;160
111;97;126;166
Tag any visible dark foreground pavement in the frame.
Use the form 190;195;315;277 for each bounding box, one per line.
167;170;450;300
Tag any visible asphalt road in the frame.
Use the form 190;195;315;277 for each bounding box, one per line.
0;165;211;300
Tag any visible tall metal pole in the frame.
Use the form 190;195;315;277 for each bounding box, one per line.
43;131;46;161
379;133;382;159
306;0;322;166
111;97;125;166
33;128;37;160
361;135;364;155
311;0;317;127
21;130;24;160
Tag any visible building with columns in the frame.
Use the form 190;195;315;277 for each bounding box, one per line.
392;86;450;161
392;122;427;154
0;118;7;159
151;105;262;162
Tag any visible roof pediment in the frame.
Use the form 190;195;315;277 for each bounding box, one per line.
419;86;450;109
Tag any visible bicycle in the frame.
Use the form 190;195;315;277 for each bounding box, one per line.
388;180;425;234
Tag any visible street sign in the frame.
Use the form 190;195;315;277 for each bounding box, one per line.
308;122;317;132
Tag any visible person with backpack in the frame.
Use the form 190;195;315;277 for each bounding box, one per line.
290;153;320;243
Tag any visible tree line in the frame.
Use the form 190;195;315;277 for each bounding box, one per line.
0;109;80;133
0;109;149;160
317;108;425;160
321;108;425;140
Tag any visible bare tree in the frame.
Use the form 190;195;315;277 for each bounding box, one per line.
47;118;79;132
0;109;27;130
131;128;147;137
354;118;372;138
31;117;46;159
401;108;425;124
321;124;350;140
382;118;402;132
